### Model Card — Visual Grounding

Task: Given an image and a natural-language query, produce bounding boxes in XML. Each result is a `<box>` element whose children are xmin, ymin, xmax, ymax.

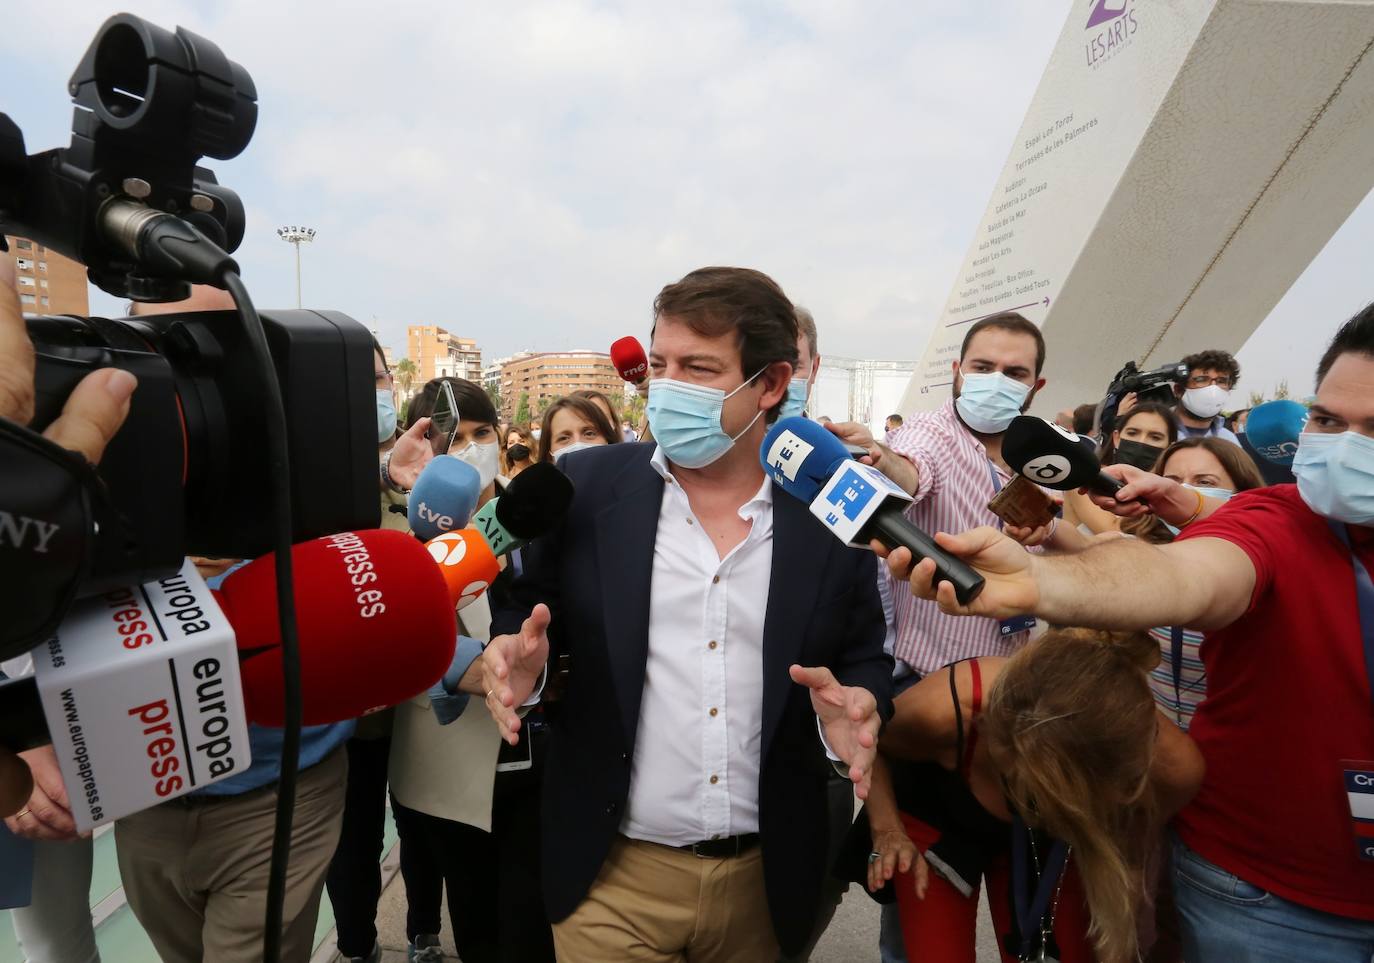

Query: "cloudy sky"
<box><xmin>5</xmin><ymin>1</ymin><xmax>1365</xmax><ymax>403</ymax></box>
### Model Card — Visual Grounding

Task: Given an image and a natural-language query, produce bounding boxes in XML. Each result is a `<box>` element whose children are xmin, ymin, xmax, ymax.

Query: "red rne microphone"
<box><xmin>217</xmin><ymin>529</ymin><xmax>458</xmax><ymax>726</ymax></box>
<box><xmin>611</xmin><ymin>336</ymin><xmax>649</xmax><ymax>386</ymax></box>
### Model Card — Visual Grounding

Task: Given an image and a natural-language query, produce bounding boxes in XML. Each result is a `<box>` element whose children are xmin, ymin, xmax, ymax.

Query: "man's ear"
<box><xmin>758</xmin><ymin>360</ymin><xmax>793</xmax><ymax>411</ymax></box>
<box><xmin>1022</xmin><ymin>377</ymin><xmax>1047</xmax><ymax>412</ymax></box>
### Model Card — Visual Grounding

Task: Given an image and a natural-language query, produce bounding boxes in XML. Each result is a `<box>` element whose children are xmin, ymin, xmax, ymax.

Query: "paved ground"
<box><xmin>333</xmin><ymin>841</ymin><xmax>1002</xmax><ymax>962</ymax></box>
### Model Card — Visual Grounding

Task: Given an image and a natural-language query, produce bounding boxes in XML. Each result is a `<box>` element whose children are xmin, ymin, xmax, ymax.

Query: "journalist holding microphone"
<box><xmin>480</xmin><ymin>266</ymin><xmax>893</xmax><ymax>961</ymax></box>
<box><xmin>884</xmin><ymin>305</ymin><xmax>1374</xmax><ymax>963</ymax></box>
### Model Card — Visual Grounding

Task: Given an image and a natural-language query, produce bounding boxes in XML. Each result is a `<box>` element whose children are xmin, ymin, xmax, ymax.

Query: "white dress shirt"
<box><xmin>621</xmin><ymin>447</ymin><xmax>774</xmax><ymax>847</ymax></box>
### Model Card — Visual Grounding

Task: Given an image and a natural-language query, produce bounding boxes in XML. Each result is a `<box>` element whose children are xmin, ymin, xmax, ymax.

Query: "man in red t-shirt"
<box><xmin>880</xmin><ymin>305</ymin><xmax>1374</xmax><ymax>962</ymax></box>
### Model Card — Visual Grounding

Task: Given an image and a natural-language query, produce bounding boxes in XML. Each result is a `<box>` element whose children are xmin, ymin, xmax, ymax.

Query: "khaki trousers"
<box><xmin>553</xmin><ymin>835</ymin><xmax>780</xmax><ymax>963</ymax></box>
<box><xmin>114</xmin><ymin>747</ymin><xmax>347</xmax><ymax>963</ymax></box>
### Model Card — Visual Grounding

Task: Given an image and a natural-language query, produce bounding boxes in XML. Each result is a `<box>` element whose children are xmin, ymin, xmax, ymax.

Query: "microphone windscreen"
<box><xmin>610</xmin><ymin>337</ymin><xmax>649</xmax><ymax>383</ymax></box>
<box><xmin>424</xmin><ymin>530</ymin><xmax>501</xmax><ymax>610</ymax></box>
<box><xmin>493</xmin><ymin>462</ymin><xmax>574</xmax><ymax>539</ymax></box>
<box><xmin>1245</xmin><ymin>400</ymin><xmax>1306</xmax><ymax>465</ymax></box>
<box><xmin>1002</xmin><ymin>416</ymin><xmax>1105</xmax><ymax>490</ymax></box>
<box><xmin>760</xmin><ymin>417</ymin><xmax>851</xmax><ymax>503</ymax></box>
<box><xmin>408</xmin><ymin>456</ymin><xmax>482</xmax><ymax>541</ymax></box>
<box><xmin>219</xmin><ymin>529</ymin><xmax>457</xmax><ymax>726</ymax></box>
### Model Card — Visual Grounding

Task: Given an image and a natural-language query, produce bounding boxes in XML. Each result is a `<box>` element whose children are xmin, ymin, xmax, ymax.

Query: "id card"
<box><xmin>999</xmin><ymin>615</ymin><xmax>1037</xmax><ymax>637</ymax></box>
<box><xmin>1341</xmin><ymin>760</ymin><xmax>1374</xmax><ymax>862</ymax></box>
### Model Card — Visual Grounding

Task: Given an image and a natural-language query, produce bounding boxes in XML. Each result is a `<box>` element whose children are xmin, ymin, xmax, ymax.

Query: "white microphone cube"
<box><xmin>808</xmin><ymin>461</ymin><xmax>914</xmax><ymax>547</ymax></box>
<box><xmin>32</xmin><ymin>560</ymin><xmax>251</xmax><ymax>831</ymax></box>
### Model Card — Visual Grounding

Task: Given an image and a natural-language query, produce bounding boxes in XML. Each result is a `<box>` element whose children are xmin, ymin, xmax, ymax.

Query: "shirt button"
<box><xmin>686</xmin><ymin>518</ymin><xmax>694</xmax><ymax>525</ymax></box>
<box><xmin>709</xmin><ymin>707</ymin><xmax>718</xmax><ymax>717</ymax></box>
<box><xmin>712</xmin><ymin>575</ymin><xmax>720</xmax><ymax>584</ymax></box>
<box><xmin>708</xmin><ymin>640</ymin><xmax>718</xmax><ymax>650</ymax></box>
<box><xmin>709</xmin><ymin>774</ymin><xmax>719</xmax><ymax>785</ymax></box>
<box><xmin>605</xmin><ymin>801</ymin><xmax>618</xmax><ymax>815</ymax></box>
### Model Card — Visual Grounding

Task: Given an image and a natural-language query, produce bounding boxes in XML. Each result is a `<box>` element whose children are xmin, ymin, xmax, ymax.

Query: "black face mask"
<box><xmin>1114</xmin><ymin>438</ymin><xmax>1165</xmax><ymax>472</ymax></box>
<box><xmin>507</xmin><ymin>443</ymin><xmax>531</xmax><ymax>463</ymax></box>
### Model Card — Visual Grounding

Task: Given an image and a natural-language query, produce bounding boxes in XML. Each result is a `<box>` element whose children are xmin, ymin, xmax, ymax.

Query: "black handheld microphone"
<box><xmin>1003</xmin><ymin>416</ymin><xmax>1124</xmax><ymax>496</ymax></box>
<box><xmin>760</xmin><ymin>418</ymin><xmax>985</xmax><ymax>605</ymax></box>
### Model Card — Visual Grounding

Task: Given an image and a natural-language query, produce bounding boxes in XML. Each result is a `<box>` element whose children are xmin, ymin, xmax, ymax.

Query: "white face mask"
<box><xmin>1182</xmin><ymin>384</ymin><xmax>1229</xmax><ymax>419</ymax></box>
<box><xmin>450</xmin><ymin>440</ymin><xmax>501</xmax><ymax>490</ymax></box>
<box><xmin>553</xmin><ymin>440</ymin><xmax>600</xmax><ymax>459</ymax></box>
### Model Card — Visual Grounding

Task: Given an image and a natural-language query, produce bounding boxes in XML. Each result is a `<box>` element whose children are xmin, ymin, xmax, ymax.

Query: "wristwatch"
<box><xmin>380</xmin><ymin>450</ymin><xmax>410</xmax><ymax>495</ymax></box>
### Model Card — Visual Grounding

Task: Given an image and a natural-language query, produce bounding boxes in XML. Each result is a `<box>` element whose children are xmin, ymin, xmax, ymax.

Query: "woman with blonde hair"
<box><xmin>849</xmin><ymin>627</ymin><xmax>1204</xmax><ymax>963</ymax></box>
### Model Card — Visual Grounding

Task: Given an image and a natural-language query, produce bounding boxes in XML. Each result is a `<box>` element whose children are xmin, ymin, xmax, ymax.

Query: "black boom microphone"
<box><xmin>1002</xmin><ymin>416</ymin><xmax>1124</xmax><ymax>496</ymax></box>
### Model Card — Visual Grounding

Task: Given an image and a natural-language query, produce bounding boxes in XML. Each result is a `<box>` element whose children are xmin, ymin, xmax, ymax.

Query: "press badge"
<box><xmin>1342</xmin><ymin>761</ymin><xmax>1374</xmax><ymax>862</ymax></box>
<box><xmin>999</xmin><ymin>615</ymin><xmax>1037</xmax><ymax>637</ymax></box>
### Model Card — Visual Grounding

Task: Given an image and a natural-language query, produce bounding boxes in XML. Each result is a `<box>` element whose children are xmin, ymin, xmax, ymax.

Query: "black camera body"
<box><xmin>1097</xmin><ymin>360</ymin><xmax>1188</xmax><ymax>440</ymax></box>
<box><xmin>0</xmin><ymin>15</ymin><xmax>380</xmax><ymax>658</ymax></box>
<box><xmin>28</xmin><ymin>309</ymin><xmax>381</xmax><ymax>595</ymax></box>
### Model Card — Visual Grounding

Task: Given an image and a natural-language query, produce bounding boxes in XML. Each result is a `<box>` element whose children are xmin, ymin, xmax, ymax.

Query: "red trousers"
<box><xmin>894</xmin><ymin>812</ymin><xmax>1096</xmax><ymax>963</ymax></box>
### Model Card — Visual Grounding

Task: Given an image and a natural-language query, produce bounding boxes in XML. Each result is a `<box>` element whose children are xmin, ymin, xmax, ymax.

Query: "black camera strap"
<box><xmin>0</xmin><ymin>417</ymin><xmax>107</xmax><ymax>660</ymax></box>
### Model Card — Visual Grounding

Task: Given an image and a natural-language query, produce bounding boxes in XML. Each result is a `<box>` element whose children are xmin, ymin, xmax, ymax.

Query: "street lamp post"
<box><xmin>276</xmin><ymin>226</ymin><xmax>317</xmax><ymax>308</ymax></box>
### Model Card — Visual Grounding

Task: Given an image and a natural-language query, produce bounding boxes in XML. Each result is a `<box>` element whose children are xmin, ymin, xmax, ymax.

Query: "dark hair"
<box><xmin>959</xmin><ymin>312</ymin><xmax>1046</xmax><ymax>375</ymax></box>
<box><xmin>1122</xmin><ymin>437</ymin><xmax>1265</xmax><ymax>543</ymax></box>
<box><xmin>1101</xmin><ymin>401</ymin><xmax>1179</xmax><ymax>465</ymax></box>
<box><xmin>406</xmin><ymin>377</ymin><xmax>497</xmax><ymax>431</ymax></box>
<box><xmin>795</xmin><ymin>306</ymin><xmax>819</xmax><ymax>361</ymax></box>
<box><xmin>371</xmin><ymin>336</ymin><xmax>390</xmax><ymax>375</ymax></box>
<box><xmin>1072</xmin><ymin>403</ymin><xmax>1097</xmax><ymax>436</ymax></box>
<box><xmin>887</xmin><ymin>413</ymin><xmax>904</xmax><ymax>426</ymax></box>
<box><xmin>537</xmin><ymin>395</ymin><xmax>620</xmax><ymax>462</ymax></box>
<box><xmin>1316</xmin><ymin>302</ymin><xmax>1374</xmax><ymax>387</ymax></box>
<box><xmin>1180</xmin><ymin>349</ymin><xmax>1240</xmax><ymax>388</ymax></box>
<box><xmin>651</xmin><ymin>267</ymin><xmax>799</xmax><ymax>400</ymax></box>
<box><xmin>570</xmin><ymin>389</ymin><xmax>619</xmax><ymax>424</ymax></box>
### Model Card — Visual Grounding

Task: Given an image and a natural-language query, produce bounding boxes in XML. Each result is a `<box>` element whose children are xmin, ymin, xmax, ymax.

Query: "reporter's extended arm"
<box><xmin>1033</xmin><ymin>535</ymin><xmax>1255</xmax><ymax>631</ymax></box>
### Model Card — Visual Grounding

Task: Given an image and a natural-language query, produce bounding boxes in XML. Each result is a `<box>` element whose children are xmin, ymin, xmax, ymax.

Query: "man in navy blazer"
<box><xmin>484</xmin><ymin>267</ymin><xmax>893</xmax><ymax>961</ymax></box>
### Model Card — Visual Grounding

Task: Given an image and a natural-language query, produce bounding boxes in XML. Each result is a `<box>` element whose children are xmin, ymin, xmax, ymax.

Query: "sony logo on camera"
<box><xmin>0</xmin><ymin>511</ymin><xmax>61</xmax><ymax>553</ymax></box>
<box><xmin>32</xmin><ymin>560</ymin><xmax>251</xmax><ymax>832</ymax></box>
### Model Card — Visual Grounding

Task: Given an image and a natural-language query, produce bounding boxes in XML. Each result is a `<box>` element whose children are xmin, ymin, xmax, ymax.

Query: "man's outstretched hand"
<box><xmin>481</xmin><ymin>604</ymin><xmax>551</xmax><ymax>745</ymax></box>
<box><xmin>791</xmin><ymin>665</ymin><xmax>882</xmax><ymax>799</ymax></box>
<box><xmin>387</xmin><ymin>416</ymin><xmax>434</xmax><ymax>491</ymax></box>
<box><xmin>874</xmin><ymin>526</ymin><xmax>1039</xmax><ymax>620</ymax></box>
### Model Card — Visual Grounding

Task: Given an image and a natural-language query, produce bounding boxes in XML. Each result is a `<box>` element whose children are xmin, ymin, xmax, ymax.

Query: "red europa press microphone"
<box><xmin>219</xmin><ymin>528</ymin><xmax>458</xmax><ymax>726</ymax></box>
<box><xmin>611</xmin><ymin>336</ymin><xmax>650</xmax><ymax>397</ymax></box>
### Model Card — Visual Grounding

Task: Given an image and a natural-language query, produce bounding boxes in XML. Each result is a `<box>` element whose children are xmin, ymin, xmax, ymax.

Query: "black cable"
<box><xmin>222</xmin><ymin>270</ymin><xmax>300</xmax><ymax>963</ymax></box>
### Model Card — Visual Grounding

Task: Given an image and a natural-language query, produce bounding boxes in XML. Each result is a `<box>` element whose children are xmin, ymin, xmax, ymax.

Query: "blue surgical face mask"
<box><xmin>1162</xmin><ymin>484</ymin><xmax>1234</xmax><ymax>535</ymax></box>
<box><xmin>376</xmin><ymin>388</ymin><xmax>397</xmax><ymax>443</ymax></box>
<box><xmin>778</xmin><ymin>376</ymin><xmax>812</xmax><ymax>421</ymax></box>
<box><xmin>1292</xmin><ymin>430</ymin><xmax>1374</xmax><ymax>525</ymax></box>
<box><xmin>954</xmin><ymin>371</ymin><xmax>1031</xmax><ymax>434</ymax></box>
<box><xmin>646</xmin><ymin>370</ymin><xmax>766</xmax><ymax>469</ymax></box>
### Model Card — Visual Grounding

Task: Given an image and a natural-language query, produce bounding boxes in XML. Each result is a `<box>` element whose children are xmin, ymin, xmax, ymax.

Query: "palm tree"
<box><xmin>394</xmin><ymin>357</ymin><xmax>417</xmax><ymax>402</ymax></box>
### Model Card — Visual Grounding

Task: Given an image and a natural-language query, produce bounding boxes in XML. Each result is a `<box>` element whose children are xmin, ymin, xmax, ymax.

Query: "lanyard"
<box><xmin>1170</xmin><ymin>625</ymin><xmax>1185</xmax><ymax>717</ymax></box>
<box><xmin>1010</xmin><ymin>813</ymin><xmax>1069</xmax><ymax>960</ymax></box>
<box><xmin>1328</xmin><ymin>521</ymin><xmax>1374</xmax><ymax>707</ymax></box>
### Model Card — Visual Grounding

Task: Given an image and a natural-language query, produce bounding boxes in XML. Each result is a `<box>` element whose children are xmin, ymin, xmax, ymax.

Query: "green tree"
<box><xmin>393</xmin><ymin>357</ymin><xmax>417</xmax><ymax>402</ymax></box>
<box><xmin>514</xmin><ymin>392</ymin><xmax>531</xmax><ymax>426</ymax></box>
<box><xmin>622</xmin><ymin>393</ymin><xmax>646</xmax><ymax>432</ymax></box>
<box><xmin>485</xmin><ymin>382</ymin><xmax>503</xmax><ymax>417</ymax></box>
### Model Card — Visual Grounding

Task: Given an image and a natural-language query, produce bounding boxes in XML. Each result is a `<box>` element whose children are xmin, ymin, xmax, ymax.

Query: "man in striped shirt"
<box><xmin>831</xmin><ymin>312</ymin><xmax>1085</xmax><ymax>675</ymax></box>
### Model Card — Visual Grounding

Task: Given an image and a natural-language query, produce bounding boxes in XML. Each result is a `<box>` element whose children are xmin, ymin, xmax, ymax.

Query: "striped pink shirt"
<box><xmin>885</xmin><ymin>398</ymin><xmax>1030</xmax><ymax>673</ymax></box>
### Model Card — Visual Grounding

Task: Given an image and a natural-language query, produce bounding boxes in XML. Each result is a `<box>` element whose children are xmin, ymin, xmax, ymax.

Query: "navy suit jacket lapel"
<box><xmin>595</xmin><ymin>450</ymin><xmax>664</xmax><ymax>749</ymax></box>
<box><xmin>761</xmin><ymin>486</ymin><xmax>827</xmax><ymax>758</ymax></box>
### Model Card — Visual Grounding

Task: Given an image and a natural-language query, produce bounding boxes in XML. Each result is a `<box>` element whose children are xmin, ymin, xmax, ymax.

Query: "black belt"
<box><xmin>678</xmin><ymin>833</ymin><xmax>760</xmax><ymax>859</ymax></box>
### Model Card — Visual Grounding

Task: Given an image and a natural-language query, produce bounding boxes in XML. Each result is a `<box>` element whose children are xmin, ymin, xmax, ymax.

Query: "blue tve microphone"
<box><xmin>1244</xmin><ymin>400</ymin><xmax>1306</xmax><ymax>465</ymax></box>
<box><xmin>408</xmin><ymin>456</ymin><xmax>482</xmax><ymax>541</ymax></box>
<box><xmin>760</xmin><ymin>417</ymin><xmax>984</xmax><ymax>605</ymax></box>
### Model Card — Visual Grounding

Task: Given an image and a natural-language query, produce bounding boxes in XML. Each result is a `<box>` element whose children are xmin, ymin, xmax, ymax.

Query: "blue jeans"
<box><xmin>1172</xmin><ymin>835</ymin><xmax>1374</xmax><ymax>963</ymax></box>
